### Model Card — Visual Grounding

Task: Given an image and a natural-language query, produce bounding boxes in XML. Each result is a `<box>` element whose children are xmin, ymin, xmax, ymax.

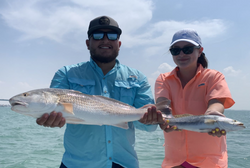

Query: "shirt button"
<box><xmin>104</xmin><ymin>90</ymin><xmax>107</xmax><ymax>93</ymax></box>
<box><xmin>108</xmin><ymin>140</ymin><xmax>111</xmax><ymax>143</ymax></box>
<box><xmin>109</xmin><ymin>157</ymin><xmax>112</xmax><ymax>160</ymax></box>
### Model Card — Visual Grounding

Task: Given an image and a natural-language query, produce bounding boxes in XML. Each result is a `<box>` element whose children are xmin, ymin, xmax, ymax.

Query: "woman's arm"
<box><xmin>205</xmin><ymin>99</ymin><xmax>226</xmax><ymax>137</ymax></box>
<box><xmin>205</xmin><ymin>99</ymin><xmax>225</xmax><ymax>116</ymax></box>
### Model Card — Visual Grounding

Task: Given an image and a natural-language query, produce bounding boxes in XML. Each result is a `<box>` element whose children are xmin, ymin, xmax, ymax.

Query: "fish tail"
<box><xmin>155</xmin><ymin>99</ymin><xmax>173</xmax><ymax>118</ymax></box>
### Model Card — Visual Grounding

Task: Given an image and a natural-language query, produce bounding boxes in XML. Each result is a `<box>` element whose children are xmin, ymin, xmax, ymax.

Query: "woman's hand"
<box><xmin>159</xmin><ymin>120</ymin><xmax>179</xmax><ymax>133</ymax></box>
<box><xmin>205</xmin><ymin>110</ymin><xmax>226</xmax><ymax>137</ymax></box>
<box><xmin>207</xmin><ymin>127</ymin><xmax>226</xmax><ymax>137</ymax></box>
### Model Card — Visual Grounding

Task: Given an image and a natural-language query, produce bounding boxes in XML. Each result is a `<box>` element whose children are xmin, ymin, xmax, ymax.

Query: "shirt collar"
<box><xmin>89</xmin><ymin>57</ymin><xmax>121</xmax><ymax>75</ymax></box>
<box><xmin>169</xmin><ymin>64</ymin><xmax>204</xmax><ymax>78</ymax></box>
<box><xmin>195</xmin><ymin>64</ymin><xmax>204</xmax><ymax>75</ymax></box>
<box><xmin>89</xmin><ymin>57</ymin><xmax>98</xmax><ymax>69</ymax></box>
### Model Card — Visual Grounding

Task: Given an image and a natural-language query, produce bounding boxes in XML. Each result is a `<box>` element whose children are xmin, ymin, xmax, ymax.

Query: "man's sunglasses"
<box><xmin>169</xmin><ymin>46</ymin><xmax>201</xmax><ymax>56</ymax></box>
<box><xmin>91</xmin><ymin>32</ymin><xmax>119</xmax><ymax>41</ymax></box>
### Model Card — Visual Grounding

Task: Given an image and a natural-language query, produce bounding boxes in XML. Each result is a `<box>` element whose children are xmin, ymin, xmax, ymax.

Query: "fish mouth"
<box><xmin>10</xmin><ymin>101</ymin><xmax>27</xmax><ymax>107</ymax></box>
<box><xmin>238</xmin><ymin>123</ymin><xmax>246</xmax><ymax>128</ymax></box>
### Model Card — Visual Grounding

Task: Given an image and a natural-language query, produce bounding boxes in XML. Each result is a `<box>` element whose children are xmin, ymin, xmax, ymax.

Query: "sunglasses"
<box><xmin>169</xmin><ymin>46</ymin><xmax>200</xmax><ymax>56</ymax></box>
<box><xmin>91</xmin><ymin>32</ymin><xmax>119</xmax><ymax>41</ymax></box>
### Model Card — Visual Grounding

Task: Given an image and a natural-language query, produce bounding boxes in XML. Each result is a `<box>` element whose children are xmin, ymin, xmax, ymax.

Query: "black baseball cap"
<box><xmin>87</xmin><ymin>16</ymin><xmax>122</xmax><ymax>37</ymax></box>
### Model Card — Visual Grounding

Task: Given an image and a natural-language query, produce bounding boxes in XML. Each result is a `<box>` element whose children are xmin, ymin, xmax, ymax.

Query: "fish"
<box><xmin>9</xmin><ymin>88</ymin><xmax>245</xmax><ymax>132</ymax></box>
<box><xmin>9</xmin><ymin>88</ymin><xmax>169</xmax><ymax>129</ymax></box>
<box><xmin>164</xmin><ymin>113</ymin><xmax>245</xmax><ymax>133</ymax></box>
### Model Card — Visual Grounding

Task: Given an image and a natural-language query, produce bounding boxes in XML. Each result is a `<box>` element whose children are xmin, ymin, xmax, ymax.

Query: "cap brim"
<box><xmin>170</xmin><ymin>39</ymin><xmax>199</xmax><ymax>48</ymax></box>
<box><xmin>88</xmin><ymin>26</ymin><xmax>122</xmax><ymax>37</ymax></box>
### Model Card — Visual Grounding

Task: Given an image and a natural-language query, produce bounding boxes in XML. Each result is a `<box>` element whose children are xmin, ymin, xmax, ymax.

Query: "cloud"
<box><xmin>123</xmin><ymin>19</ymin><xmax>227</xmax><ymax>47</ymax></box>
<box><xmin>0</xmin><ymin>0</ymin><xmax>228</xmax><ymax>59</ymax></box>
<box><xmin>0</xmin><ymin>0</ymin><xmax>90</xmax><ymax>42</ymax></box>
<box><xmin>0</xmin><ymin>1</ymin><xmax>226</xmax><ymax>46</ymax></box>
<box><xmin>0</xmin><ymin>0</ymin><xmax>153</xmax><ymax>42</ymax></box>
<box><xmin>121</xmin><ymin>19</ymin><xmax>227</xmax><ymax>59</ymax></box>
<box><xmin>223</xmin><ymin>66</ymin><xmax>241</xmax><ymax>77</ymax></box>
<box><xmin>148</xmin><ymin>62</ymin><xmax>175</xmax><ymax>95</ymax></box>
<box><xmin>152</xmin><ymin>63</ymin><xmax>174</xmax><ymax>77</ymax></box>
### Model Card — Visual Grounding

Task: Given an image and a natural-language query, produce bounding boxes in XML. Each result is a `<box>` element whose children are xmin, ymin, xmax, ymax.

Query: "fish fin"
<box><xmin>112</xmin><ymin>122</ymin><xmax>129</xmax><ymax>129</ymax></box>
<box><xmin>204</xmin><ymin>119</ymin><xmax>216</xmax><ymax>124</ymax></box>
<box><xmin>60</xmin><ymin>103</ymin><xmax>74</xmax><ymax>115</ymax></box>
<box><xmin>65</xmin><ymin>117</ymin><xmax>85</xmax><ymax>124</ymax></box>
<box><xmin>174</xmin><ymin>114</ymin><xmax>193</xmax><ymax>118</ymax></box>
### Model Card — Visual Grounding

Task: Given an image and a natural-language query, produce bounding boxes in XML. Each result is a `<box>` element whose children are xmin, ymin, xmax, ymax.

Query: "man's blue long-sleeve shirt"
<box><xmin>50</xmin><ymin>58</ymin><xmax>157</xmax><ymax>168</ymax></box>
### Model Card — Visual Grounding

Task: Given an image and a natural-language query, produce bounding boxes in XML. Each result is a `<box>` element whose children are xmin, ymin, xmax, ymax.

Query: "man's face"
<box><xmin>86</xmin><ymin>29</ymin><xmax>121</xmax><ymax>63</ymax></box>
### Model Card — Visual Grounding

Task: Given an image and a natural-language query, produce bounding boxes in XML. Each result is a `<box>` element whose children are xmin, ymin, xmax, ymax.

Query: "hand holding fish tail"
<box><xmin>36</xmin><ymin>112</ymin><xmax>66</xmax><ymax>128</ymax></box>
<box><xmin>139</xmin><ymin>106</ymin><xmax>164</xmax><ymax>125</ymax></box>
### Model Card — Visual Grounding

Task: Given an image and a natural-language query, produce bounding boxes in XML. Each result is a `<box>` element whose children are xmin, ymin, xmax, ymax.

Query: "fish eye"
<box><xmin>23</xmin><ymin>93</ymin><xmax>28</xmax><ymax>97</ymax></box>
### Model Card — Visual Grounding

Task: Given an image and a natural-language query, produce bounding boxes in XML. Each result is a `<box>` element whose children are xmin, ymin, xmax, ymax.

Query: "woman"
<box><xmin>155</xmin><ymin>29</ymin><xmax>235</xmax><ymax>168</ymax></box>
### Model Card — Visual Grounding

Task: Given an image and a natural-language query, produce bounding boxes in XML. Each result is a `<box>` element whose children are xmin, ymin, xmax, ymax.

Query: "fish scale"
<box><xmin>60</xmin><ymin>93</ymin><xmax>135</xmax><ymax>115</ymax></box>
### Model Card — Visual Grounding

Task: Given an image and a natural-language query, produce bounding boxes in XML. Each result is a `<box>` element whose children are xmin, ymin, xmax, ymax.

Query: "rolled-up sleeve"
<box><xmin>206</xmin><ymin>71</ymin><xmax>235</xmax><ymax>108</ymax></box>
<box><xmin>155</xmin><ymin>73</ymin><xmax>171</xmax><ymax>101</ymax></box>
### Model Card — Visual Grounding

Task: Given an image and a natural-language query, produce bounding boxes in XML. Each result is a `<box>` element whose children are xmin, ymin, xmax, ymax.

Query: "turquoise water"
<box><xmin>0</xmin><ymin>107</ymin><xmax>249</xmax><ymax>168</ymax></box>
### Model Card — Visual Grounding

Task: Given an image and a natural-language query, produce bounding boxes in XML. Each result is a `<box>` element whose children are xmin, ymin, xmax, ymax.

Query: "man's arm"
<box><xmin>132</xmin><ymin>75</ymin><xmax>159</xmax><ymax>132</ymax></box>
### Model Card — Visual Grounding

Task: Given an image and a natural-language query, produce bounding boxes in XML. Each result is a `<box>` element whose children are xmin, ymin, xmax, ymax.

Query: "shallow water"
<box><xmin>0</xmin><ymin>107</ymin><xmax>249</xmax><ymax>168</ymax></box>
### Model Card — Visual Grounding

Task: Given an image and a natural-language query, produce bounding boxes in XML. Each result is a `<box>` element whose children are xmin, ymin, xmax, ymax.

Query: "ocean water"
<box><xmin>0</xmin><ymin>107</ymin><xmax>249</xmax><ymax>168</ymax></box>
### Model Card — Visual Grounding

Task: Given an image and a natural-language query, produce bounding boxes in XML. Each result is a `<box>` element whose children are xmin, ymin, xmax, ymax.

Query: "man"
<box><xmin>37</xmin><ymin>16</ymin><xmax>163</xmax><ymax>168</ymax></box>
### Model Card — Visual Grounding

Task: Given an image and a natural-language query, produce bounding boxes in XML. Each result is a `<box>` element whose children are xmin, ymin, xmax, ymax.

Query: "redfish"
<box><xmin>9</xmin><ymin>88</ymin><xmax>168</xmax><ymax>129</ymax></box>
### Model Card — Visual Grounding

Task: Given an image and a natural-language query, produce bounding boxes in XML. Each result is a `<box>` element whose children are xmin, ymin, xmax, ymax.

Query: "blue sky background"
<box><xmin>0</xmin><ymin>0</ymin><xmax>249</xmax><ymax>110</ymax></box>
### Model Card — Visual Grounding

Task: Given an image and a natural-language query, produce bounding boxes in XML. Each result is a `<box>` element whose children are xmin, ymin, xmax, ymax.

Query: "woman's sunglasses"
<box><xmin>91</xmin><ymin>32</ymin><xmax>119</xmax><ymax>41</ymax></box>
<box><xmin>169</xmin><ymin>46</ymin><xmax>200</xmax><ymax>56</ymax></box>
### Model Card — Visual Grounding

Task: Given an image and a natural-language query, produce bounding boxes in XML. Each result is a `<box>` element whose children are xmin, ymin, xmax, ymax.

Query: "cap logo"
<box><xmin>182</xmin><ymin>33</ymin><xmax>188</xmax><ymax>38</ymax></box>
<box><xmin>99</xmin><ymin>17</ymin><xmax>110</xmax><ymax>25</ymax></box>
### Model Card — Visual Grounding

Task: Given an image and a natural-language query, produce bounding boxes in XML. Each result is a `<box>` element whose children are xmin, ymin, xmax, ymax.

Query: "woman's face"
<box><xmin>171</xmin><ymin>41</ymin><xmax>203</xmax><ymax>69</ymax></box>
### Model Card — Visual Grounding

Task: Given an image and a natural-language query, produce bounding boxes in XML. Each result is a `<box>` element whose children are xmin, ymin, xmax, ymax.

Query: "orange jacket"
<box><xmin>155</xmin><ymin>65</ymin><xmax>235</xmax><ymax>168</ymax></box>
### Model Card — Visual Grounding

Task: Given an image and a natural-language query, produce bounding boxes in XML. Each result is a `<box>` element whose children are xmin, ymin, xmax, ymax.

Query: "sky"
<box><xmin>0</xmin><ymin>0</ymin><xmax>249</xmax><ymax>110</ymax></box>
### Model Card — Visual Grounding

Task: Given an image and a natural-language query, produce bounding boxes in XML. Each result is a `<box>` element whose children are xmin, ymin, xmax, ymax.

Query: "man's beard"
<box><xmin>90</xmin><ymin>48</ymin><xmax>119</xmax><ymax>63</ymax></box>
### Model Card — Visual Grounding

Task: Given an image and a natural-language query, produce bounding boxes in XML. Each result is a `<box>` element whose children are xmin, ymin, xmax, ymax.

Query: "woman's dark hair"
<box><xmin>198</xmin><ymin>52</ymin><xmax>208</xmax><ymax>68</ymax></box>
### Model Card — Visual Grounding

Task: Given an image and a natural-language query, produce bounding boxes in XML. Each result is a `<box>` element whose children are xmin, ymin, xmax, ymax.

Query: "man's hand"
<box><xmin>36</xmin><ymin>112</ymin><xmax>66</xmax><ymax>128</ymax></box>
<box><xmin>139</xmin><ymin>106</ymin><xmax>164</xmax><ymax>125</ymax></box>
